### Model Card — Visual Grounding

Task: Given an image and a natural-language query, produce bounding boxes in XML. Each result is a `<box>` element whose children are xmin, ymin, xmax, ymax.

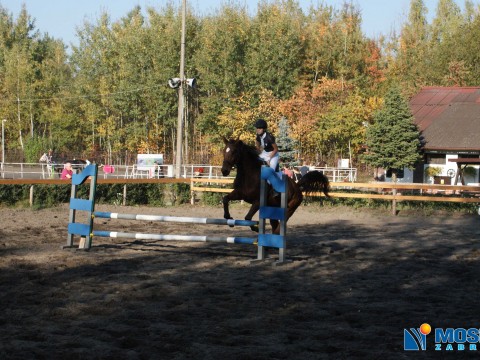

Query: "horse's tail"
<box><xmin>297</xmin><ymin>170</ymin><xmax>330</xmax><ymax>197</ymax></box>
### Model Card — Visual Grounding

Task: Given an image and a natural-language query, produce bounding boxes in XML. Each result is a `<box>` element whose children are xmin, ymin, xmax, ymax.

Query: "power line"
<box><xmin>0</xmin><ymin>83</ymin><xmax>164</xmax><ymax>104</ymax></box>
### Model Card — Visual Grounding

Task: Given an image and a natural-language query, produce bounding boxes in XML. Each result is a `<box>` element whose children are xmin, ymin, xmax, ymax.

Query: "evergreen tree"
<box><xmin>362</xmin><ymin>86</ymin><xmax>421</xmax><ymax>181</ymax></box>
<box><xmin>276</xmin><ymin>116</ymin><xmax>299</xmax><ymax>167</ymax></box>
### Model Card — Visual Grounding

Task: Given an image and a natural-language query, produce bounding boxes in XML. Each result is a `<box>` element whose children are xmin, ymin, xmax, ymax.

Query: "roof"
<box><xmin>409</xmin><ymin>87</ymin><xmax>480</xmax><ymax>152</ymax></box>
<box><xmin>448</xmin><ymin>158</ymin><xmax>480</xmax><ymax>164</ymax></box>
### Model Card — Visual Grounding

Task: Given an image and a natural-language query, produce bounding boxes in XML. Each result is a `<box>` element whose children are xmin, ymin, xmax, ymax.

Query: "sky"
<box><xmin>0</xmin><ymin>0</ymin><xmax>467</xmax><ymax>50</ymax></box>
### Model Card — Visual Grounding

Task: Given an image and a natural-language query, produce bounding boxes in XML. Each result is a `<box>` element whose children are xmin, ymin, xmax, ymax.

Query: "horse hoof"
<box><xmin>225</xmin><ymin>217</ymin><xmax>234</xmax><ymax>228</ymax></box>
<box><xmin>250</xmin><ymin>225</ymin><xmax>259</xmax><ymax>233</ymax></box>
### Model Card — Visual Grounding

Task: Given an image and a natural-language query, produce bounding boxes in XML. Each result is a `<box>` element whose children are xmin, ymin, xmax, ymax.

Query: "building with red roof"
<box><xmin>407</xmin><ymin>87</ymin><xmax>480</xmax><ymax>184</ymax></box>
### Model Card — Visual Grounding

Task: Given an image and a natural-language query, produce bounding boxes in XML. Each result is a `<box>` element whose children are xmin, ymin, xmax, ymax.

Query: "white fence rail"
<box><xmin>309</xmin><ymin>166</ymin><xmax>357</xmax><ymax>182</ymax></box>
<box><xmin>1</xmin><ymin>162</ymin><xmax>358</xmax><ymax>182</ymax></box>
<box><xmin>0</xmin><ymin>162</ymin><xmax>230</xmax><ymax>180</ymax></box>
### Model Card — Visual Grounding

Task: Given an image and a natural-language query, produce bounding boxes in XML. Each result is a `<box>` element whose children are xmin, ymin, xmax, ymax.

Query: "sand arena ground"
<box><xmin>1</xmin><ymin>203</ymin><xmax>479</xmax><ymax>359</ymax></box>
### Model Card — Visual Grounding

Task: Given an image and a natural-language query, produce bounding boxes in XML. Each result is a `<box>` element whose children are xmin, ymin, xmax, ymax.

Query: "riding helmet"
<box><xmin>254</xmin><ymin>119</ymin><xmax>267</xmax><ymax>129</ymax></box>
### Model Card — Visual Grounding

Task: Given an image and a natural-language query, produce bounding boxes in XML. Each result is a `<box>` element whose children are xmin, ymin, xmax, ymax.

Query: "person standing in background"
<box><xmin>61</xmin><ymin>162</ymin><xmax>73</xmax><ymax>180</ymax></box>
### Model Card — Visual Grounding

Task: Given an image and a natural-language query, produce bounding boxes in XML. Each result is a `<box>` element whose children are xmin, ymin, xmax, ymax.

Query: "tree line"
<box><xmin>0</xmin><ymin>0</ymin><xmax>478</xmax><ymax>166</ymax></box>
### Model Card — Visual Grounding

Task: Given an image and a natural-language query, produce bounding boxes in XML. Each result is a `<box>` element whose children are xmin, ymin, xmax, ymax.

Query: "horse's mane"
<box><xmin>227</xmin><ymin>139</ymin><xmax>262</xmax><ymax>189</ymax></box>
<box><xmin>238</xmin><ymin>140</ymin><xmax>262</xmax><ymax>166</ymax></box>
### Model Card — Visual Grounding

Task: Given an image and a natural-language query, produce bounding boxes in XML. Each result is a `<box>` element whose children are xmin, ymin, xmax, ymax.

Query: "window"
<box><xmin>386</xmin><ymin>168</ymin><xmax>404</xmax><ymax>178</ymax></box>
<box><xmin>426</xmin><ymin>154</ymin><xmax>446</xmax><ymax>165</ymax></box>
<box><xmin>458</xmin><ymin>154</ymin><xmax>480</xmax><ymax>159</ymax></box>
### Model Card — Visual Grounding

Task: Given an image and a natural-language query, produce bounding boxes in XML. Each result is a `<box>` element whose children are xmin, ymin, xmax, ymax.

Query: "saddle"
<box><xmin>259</xmin><ymin>159</ymin><xmax>280</xmax><ymax>172</ymax></box>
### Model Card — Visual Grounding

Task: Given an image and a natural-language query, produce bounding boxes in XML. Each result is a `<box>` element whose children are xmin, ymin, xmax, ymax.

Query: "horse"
<box><xmin>221</xmin><ymin>138</ymin><xmax>330</xmax><ymax>234</ymax></box>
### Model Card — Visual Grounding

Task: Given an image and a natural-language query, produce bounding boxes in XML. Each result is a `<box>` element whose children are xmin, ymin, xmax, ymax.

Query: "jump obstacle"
<box><xmin>65</xmin><ymin>164</ymin><xmax>289</xmax><ymax>264</ymax></box>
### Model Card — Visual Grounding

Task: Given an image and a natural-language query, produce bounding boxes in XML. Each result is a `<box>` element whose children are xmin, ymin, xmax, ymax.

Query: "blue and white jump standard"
<box><xmin>255</xmin><ymin>166</ymin><xmax>289</xmax><ymax>264</ymax></box>
<box><xmin>64</xmin><ymin>164</ymin><xmax>289</xmax><ymax>264</ymax></box>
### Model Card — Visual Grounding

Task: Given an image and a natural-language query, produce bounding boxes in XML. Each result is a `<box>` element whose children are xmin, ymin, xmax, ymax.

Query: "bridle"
<box><xmin>222</xmin><ymin>141</ymin><xmax>242</xmax><ymax>173</ymax></box>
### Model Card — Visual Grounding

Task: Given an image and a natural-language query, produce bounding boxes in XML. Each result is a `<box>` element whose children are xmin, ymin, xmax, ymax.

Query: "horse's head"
<box><xmin>221</xmin><ymin>138</ymin><xmax>243</xmax><ymax>176</ymax></box>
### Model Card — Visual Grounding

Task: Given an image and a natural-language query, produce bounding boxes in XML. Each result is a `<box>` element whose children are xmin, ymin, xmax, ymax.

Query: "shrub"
<box><xmin>202</xmin><ymin>191</ymin><xmax>223</xmax><ymax>206</ymax></box>
<box><xmin>424</xmin><ymin>166</ymin><xmax>442</xmax><ymax>177</ymax></box>
<box><xmin>463</xmin><ymin>166</ymin><xmax>477</xmax><ymax>177</ymax></box>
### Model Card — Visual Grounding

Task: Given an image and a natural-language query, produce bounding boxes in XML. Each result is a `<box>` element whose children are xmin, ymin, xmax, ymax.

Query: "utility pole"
<box><xmin>2</xmin><ymin>119</ymin><xmax>6</xmax><ymax>164</ymax></box>
<box><xmin>174</xmin><ymin>0</ymin><xmax>186</xmax><ymax>178</ymax></box>
<box><xmin>1</xmin><ymin>119</ymin><xmax>6</xmax><ymax>179</ymax></box>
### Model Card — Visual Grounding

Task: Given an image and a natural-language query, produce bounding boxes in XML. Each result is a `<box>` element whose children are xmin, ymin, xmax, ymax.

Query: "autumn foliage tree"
<box><xmin>1</xmin><ymin>0</ymin><xmax>480</xmax><ymax>166</ymax></box>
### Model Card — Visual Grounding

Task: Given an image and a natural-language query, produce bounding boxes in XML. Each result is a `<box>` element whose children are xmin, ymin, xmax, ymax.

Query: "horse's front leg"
<box><xmin>245</xmin><ymin>201</ymin><xmax>260</xmax><ymax>232</ymax></box>
<box><xmin>223</xmin><ymin>190</ymin><xmax>243</xmax><ymax>223</ymax></box>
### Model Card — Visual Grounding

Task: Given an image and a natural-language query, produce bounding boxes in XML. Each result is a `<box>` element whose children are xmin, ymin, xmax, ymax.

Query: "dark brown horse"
<box><xmin>221</xmin><ymin>138</ymin><xmax>330</xmax><ymax>234</ymax></box>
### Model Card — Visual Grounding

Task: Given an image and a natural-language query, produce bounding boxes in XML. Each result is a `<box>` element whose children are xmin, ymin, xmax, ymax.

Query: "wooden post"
<box><xmin>392</xmin><ymin>188</ymin><xmax>397</xmax><ymax>215</ymax></box>
<box><xmin>392</xmin><ymin>173</ymin><xmax>397</xmax><ymax>216</ymax></box>
<box><xmin>190</xmin><ymin>178</ymin><xmax>195</xmax><ymax>205</ymax></box>
<box><xmin>29</xmin><ymin>185</ymin><xmax>34</xmax><ymax>207</ymax></box>
<box><xmin>123</xmin><ymin>184</ymin><xmax>127</xmax><ymax>206</ymax></box>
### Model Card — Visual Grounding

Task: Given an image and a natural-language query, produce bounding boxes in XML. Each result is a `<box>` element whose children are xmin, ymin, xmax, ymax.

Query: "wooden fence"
<box><xmin>1</xmin><ymin>177</ymin><xmax>479</xmax><ymax>214</ymax></box>
<box><xmin>190</xmin><ymin>178</ymin><xmax>480</xmax><ymax>215</ymax></box>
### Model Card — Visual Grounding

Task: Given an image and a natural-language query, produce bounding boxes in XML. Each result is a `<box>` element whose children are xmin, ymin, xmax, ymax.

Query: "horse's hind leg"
<box><xmin>270</xmin><ymin>195</ymin><xmax>302</xmax><ymax>234</ymax></box>
<box><xmin>270</xmin><ymin>219</ymin><xmax>280</xmax><ymax>234</ymax></box>
<box><xmin>286</xmin><ymin>197</ymin><xmax>302</xmax><ymax>222</ymax></box>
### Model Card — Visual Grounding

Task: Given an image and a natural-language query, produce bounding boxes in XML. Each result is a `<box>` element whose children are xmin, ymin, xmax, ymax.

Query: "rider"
<box><xmin>255</xmin><ymin>118</ymin><xmax>280</xmax><ymax>174</ymax></box>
